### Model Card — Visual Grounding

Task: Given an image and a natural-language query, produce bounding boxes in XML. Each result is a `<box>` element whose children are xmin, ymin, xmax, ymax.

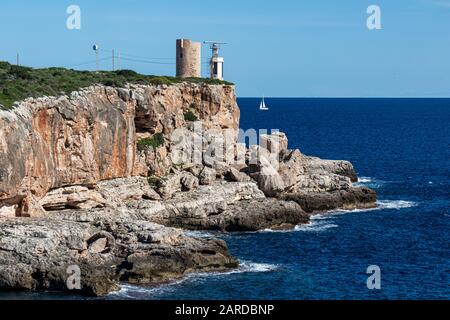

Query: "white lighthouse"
<box><xmin>204</xmin><ymin>41</ymin><xmax>226</xmax><ymax>80</ymax></box>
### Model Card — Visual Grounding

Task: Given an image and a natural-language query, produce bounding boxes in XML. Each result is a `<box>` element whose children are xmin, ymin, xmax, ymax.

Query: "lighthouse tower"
<box><xmin>204</xmin><ymin>42</ymin><xmax>226</xmax><ymax>81</ymax></box>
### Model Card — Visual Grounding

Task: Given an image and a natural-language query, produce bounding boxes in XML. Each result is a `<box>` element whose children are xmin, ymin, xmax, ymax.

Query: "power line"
<box><xmin>65</xmin><ymin>57</ymin><xmax>110</xmax><ymax>68</ymax></box>
<box><xmin>98</xmin><ymin>48</ymin><xmax>174</xmax><ymax>62</ymax></box>
<box><xmin>63</xmin><ymin>55</ymin><xmax>175</xmax><ymax>70</ymax></box>
<box><xmin>65</xmin><ymin>46</ymin><xmax>207</xmax><ymax>70</ymax></box>
<box><xmin>120</xmin><ymin>52</ymin><xmax>174</xmax><ymax>61</ymax></box>
<box><xmin>121</xmin><ymin>57</ymin><xmax>175</xmax><ymax>65</ymax></box>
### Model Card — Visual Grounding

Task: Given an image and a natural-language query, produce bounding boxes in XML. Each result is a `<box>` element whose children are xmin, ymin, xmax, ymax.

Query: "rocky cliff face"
<box><xmin>0</xmin><ymin>81</ymin><xmax>376</xmax><ymax>296</ymax></box>
<box><xmin>0</xmin><ymin>83</ymin><xmax>239</xmax><ymax>217</ymax></box>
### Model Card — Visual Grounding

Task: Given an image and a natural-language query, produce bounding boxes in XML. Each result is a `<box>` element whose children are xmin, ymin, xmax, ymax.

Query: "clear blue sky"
<box><xmin>1</xmin><ymin>0</ymin><xmax>450</xmax><ymax>97</ymax></box>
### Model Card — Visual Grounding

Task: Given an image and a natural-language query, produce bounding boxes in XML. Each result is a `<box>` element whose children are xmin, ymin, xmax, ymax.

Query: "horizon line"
<box><xmin>237</xmin><ymin>96</ymin><xmax>450</xmax><ymax>99</ymax></box>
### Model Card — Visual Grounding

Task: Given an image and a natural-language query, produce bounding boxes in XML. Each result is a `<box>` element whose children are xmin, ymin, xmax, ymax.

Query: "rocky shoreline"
<box><xmin>0</xmin><ymin>83</ymin><xmax>376</xmax><ymax>296</ymax></box>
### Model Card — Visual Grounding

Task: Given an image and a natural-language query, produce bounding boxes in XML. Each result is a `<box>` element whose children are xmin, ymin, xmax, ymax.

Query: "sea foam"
<box><xmin>354</xmin><ymin>176</ymin><xmax>387</xmax><ymax>188</ymax></box>
<box><xmin>183</xmin><ymin>230</ymin><xmax>217</xmax><ymax>238</ymax></box>
<box><xmin>109</xmin><ymin>260</ymin><xmax>279</xmax><ymax>299</ymax></box>
<box><xmin>294</xmin><ymin>220</ymin><xmax>338</xmax><ymax>232</ymax></box>
<box><xmin>357</xmin><ymin>177</ymin><xmax>373</xmax><ymax>183</ymax></box>
<box><xmin>261</xmin><ymin>199</ymin><xmax>418</xmax><ymax>234</ymax></box>
<box><xmin>376</xmin><ymin>200</ymin><xmax>418</xmax><ymax>209</ymax></box>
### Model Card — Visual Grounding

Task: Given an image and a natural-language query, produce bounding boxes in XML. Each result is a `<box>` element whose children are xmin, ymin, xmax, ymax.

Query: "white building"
<box><xmin>204</xmin><ymin>42</ymin><xmax>226</xmax><ymax>81</ymax></box>
<box><xmin>210</xmin><ymin>55</ymin><xmax>224</xmax><ymax>81</ymax></box>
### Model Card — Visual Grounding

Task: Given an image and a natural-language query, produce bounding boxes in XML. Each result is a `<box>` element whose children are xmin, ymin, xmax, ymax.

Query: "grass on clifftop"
<box><xmin>0</xmin><ymin>61</ymin><xmax>233</xmax><ymax>109</ymax></box>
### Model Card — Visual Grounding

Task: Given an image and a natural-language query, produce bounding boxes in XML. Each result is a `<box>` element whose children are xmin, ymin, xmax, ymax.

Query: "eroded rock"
<box><xmin>255</xmin><ymin>156</ymin><xmax>285</xmax><ymax>197</ymax></box>
<box><xmin>97</xmin><ymin>177</ymin><xmax>161</xmax><ymax>203</ymax></box>
<box><xmin>40</xmin><ymin>186</ymin><xmax>106</xmax><ymax>211</ymax></box>
<box><xmin>281</xmin><ymin>187</ymin><xmax>377</xmax><ymax>213</ymax></box>
<box><xmin>181</xmin><ymin>173</ymin><xmax>199</xmax><ymax>191</ymax></box>
<box><xmin>226</xmin><ymin>167</ymin><xmax>251</xmax><ymax>183</ymax></box>
<box><xmin>0</xmin><ymin>210</ymin><xmax>238</xmax><ymax>296</ymax></box>
<box><xmin>199</xmin><ymin>167</ymin><xmax>216</xmax><ymax>185</ymax></box>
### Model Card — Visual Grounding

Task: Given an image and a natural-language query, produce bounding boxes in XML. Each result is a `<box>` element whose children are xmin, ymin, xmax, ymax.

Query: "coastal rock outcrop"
<box><xmin>201</xmin><ymin>199</ymin><xmax>308</xmax><ymax>231</ymax></box>
<box><xmin>126</xmin><ymin>181</ymin><xmax>308</xmax><ymax>231</ymax></box>
<box><xmin>0</xmin><ymin>81</ymin><xmax>377</xmax><ymax>297</ymax></box>
<box><xmin>0</xmin><ymin>211</ymin><xmax>238</xmax><ymax>296</ymax></box>
<box><xmin>281</xmin><ymin>187</ymin><xmax>377</xmax><ymax>213</ymax></box>
<box><xmin>39</xmin><ymin>185</ymin><xmax>106</xmax><ymax>211</ymax></box>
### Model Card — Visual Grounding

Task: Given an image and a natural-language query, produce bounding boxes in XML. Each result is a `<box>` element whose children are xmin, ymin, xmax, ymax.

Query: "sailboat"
<box><xmin>259</xmin><ymin>97</ymin><xmax>269</xmax><ymax>111</ymax></box>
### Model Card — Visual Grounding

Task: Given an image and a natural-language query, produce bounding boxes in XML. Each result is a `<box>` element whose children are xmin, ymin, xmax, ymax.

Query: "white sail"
<box><xmin>260</xmin><ymin>97</ymin><xmax>268</xmax><ymax>110</ymax></box>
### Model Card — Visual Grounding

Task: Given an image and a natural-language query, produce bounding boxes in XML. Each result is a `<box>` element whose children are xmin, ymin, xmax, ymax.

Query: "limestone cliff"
<box><xmin>0</xmin><ymin>81</ymin><xmax>377</xmax><ymax>296</ymax></box>
<box><xmin>0</xmin><ymin>83</ymin><xmax>239</xmax><ymax>216</ymax></box>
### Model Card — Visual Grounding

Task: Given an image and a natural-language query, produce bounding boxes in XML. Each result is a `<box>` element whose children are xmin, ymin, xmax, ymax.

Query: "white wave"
<box><xmin>260</xmin><ymin>215</ymin><xmax>340</xmax><ymax>233</ymax></box>
<box><xmin>238</xmin><ymin>261</ymin><xmax>279</xmax><ymax>273</ymax></box>
<box><xmin>294</xmin><ymin>220</ymin><xmax>338</xmax><ymax>232</ymax></box>
<box><xmin>316</xmin><ymin>200</ymin><xmax>417</xmax><ymax>215</ymax></box>
<box><xmin>376</xmin><ymin>200</ymin><xmax>417</xmax><ymax>209</ymax></box>
<box><xmin>190</xmin><ymin>261</ymin><xmax>279</xmax><ymax>276</ymax></box>
<box><xmin>354</xmin><ymin>176</ymin><xmax>387</xmax><ymax>188</ymax></box>
<box><xmin>261</xmin><ymin>199</ymin><xmax>417</xmax><ymax>234</ymax></box>
<box><xmin>109</xmin><ymin>260</ymin><xmax>278</xmax><ymax>299</ymax></box>
<box><xmin>260</xmin><ymin>222</ymin><xmax>337</xmax><ymax>233</ymax></box>
<box><xmin>183</xmin><ymin>230</ymin><xmax>216</xmax><ymax>238</ymax></box>
<box><xmin>108</xmin><ymin>283</ymin><xmax>169</xmax><ymax>299</ymax></box>
<box><xmin>260</xmin><ymin>228</ymin><xmax>295</xmax><ymax>233</ymax></box>
<box><xmin>309</xmin><ymin>207</ymin><xmax>378</xmax><ymax>220</ymax></box>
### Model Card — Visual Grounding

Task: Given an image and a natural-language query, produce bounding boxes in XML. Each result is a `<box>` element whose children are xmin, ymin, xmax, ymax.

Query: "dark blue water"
<box><xmin>3</xmin><ymin>98</ymin><xmax>449</xmax><ymax>300</ymax></box>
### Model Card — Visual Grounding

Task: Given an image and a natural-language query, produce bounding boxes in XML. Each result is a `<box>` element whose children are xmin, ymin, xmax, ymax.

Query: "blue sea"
<box><xmin>3</xmin><ymin>98</ymin><xmax>449</xmax><ymax>300</ymax></box>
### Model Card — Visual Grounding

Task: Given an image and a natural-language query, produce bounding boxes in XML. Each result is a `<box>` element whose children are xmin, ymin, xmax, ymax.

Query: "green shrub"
<box><xmin>0</xmin><ymin>92</ymin><xmax>15</xmax><ymax>109</ymax></box>
<box><xmin>182</xmin><ymin>77</ymin><xmax>234</xmax><ymax>86</ymax></box>
<box><xmin>184</xmin><ymin>110</ymin><xmax>198</xmax><ymax>122</ymax></box>
<box><xmin>0</xmin><ymin>60</ymin><xmax>233</xmax><ymax>109</ymax></box>
<box><xmin>149</xmin><ymin>76</ymin><xmax>174</xmax><ymax>86</ymax></box>
<box><xmin>137</xmin><ymin>133</ymin><xmax>165</xmax><ymax>151</ymax></box>
<box><xmin>114</xmin><ymin>69</ymin><xmax>138</xmax><ymax>77</ymax></box>
<box><xmin>0</xmin><ymin>61</ymin><xmax>10</xmax><ymax>69</ymax></box>
<box><xmin>8</xmin><ymin>65</ymin><xmax>33</xmax><ymax>80</ymax></box>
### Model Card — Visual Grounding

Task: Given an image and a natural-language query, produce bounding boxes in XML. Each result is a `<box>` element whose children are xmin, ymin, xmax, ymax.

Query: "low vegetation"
<box><xmin>137</xmin><ymin>133</ymin><xmax>165</xmax><ymax>151</ymax></box>
<box><xmin>184</xmin><ymin>110</ymin><xmax>198</xmax><ymax>122</ymax></box>
<box><xmin>0</xmin><ymin>61</ymin><xmax>234</xmax><ymax>109</ymax></box>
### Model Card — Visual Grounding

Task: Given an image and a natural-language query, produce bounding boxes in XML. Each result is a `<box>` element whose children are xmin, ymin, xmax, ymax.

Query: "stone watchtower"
<box><xmin>176</xmin><ymin>39</ymin><xmax>201</xmax><ymax>78</ymax></box>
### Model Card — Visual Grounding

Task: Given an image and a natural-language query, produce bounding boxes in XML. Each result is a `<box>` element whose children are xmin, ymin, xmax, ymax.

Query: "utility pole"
<box><xmin>93</xmin><ymin>44</ymin><xmax>99</xmax><ymax>71</ymax></box>
<box><xmin>112</xmin><ymin>49</ymin><xmax>115</xmax><ymax>71</ymax></box>
<box><xmin>117</xmin><ymin>50</ymin><xmax>120</xmax><ymax>70</ymax></box>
